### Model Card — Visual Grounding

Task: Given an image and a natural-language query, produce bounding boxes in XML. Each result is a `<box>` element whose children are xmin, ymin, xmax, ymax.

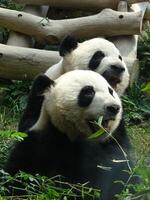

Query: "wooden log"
<box><xmin>7</xmin><ymin>32</ymin><xmax>33</xmax><ymax>47</ymax></box>
<box><xmin>0</xmin><ymin>43</ymin><xmax>139</xmax><ymax>81</ymax></box>
<box><xmin>124</xmin><ymin>58</ymin><xmax>139</xmax><ymax>86</ymax></box>
<box><xmin>13</xmin><ymin>0</ymin><xmax>148</xmax><ymax>10</ymax></box>
<box><xmin>7</xmin><ymin>5</ymin><xmax>49</xmax><ymax>47</ymax></box>
<box><xmin>0</xmin><ymin>7</ymin><xmax>143</xmax><ymax>43</ymax></box>
<box><xmin>111</xmin><ymin>1</ymin><xmax>138</xmax><ymax>58</ymax></box>
<box><xmin>144</xmin><ymin>3</ymin><xmax>150</xmax><ymax>20</ymax></box>
<box><xmin>110</xmin><ymin>1</ymin><xmax>140</xmax><ymax>85</ymax></box>
<box><xmin>131</xmin><ymin>2</ymin><xmax>149</xmax><ymax>20</ymax></box>
<box><xmin>0</xmin><ymin>44</ymin><xmax>61</xmax><ymax>80</ymax></box>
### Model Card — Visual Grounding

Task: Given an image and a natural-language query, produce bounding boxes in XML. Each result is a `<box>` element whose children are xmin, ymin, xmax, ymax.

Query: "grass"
<box><xmin>0</xmin><ymin>107</ymin><xmax>17</xmax><ymax>168</ymax></box>
<box><xmin>128</xmin><ymin>124</ymin><xmax>150</xmax><ymax>165</ymax></box>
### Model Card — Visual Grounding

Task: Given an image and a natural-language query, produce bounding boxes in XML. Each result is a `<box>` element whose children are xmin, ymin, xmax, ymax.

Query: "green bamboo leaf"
<box><xmin>88</xmin><ymin>129</ymin><xmax>105</xmax><ymax>140</ymax></box>
<box><xmin>88</xmin><ymin>116</ymin><xmax>105</xmax><ymax>140</ymax></box>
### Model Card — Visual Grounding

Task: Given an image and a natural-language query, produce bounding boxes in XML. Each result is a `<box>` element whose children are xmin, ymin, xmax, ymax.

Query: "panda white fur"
<box><xmin>5</xmin><ymin>70</ymin><xmax>137</xmax><ymax>200</ymax></box>
<box><xmin>45</xmin><ymin>36</ymin><xmax>129</xmax><ymax>96</ymax></box>
<box><xmin>31</xmin><ymin>70</ymin><xmax>122</xmax><ymax>141</ymax></box>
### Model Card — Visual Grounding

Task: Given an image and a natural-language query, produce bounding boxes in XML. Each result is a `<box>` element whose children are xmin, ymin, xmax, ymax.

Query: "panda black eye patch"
<box><xmin>78</xmin><ymin>86</ymin><xmax>95</xmax><ymax>107</ymax></box>
<box><xmin>88</xmin><ymin>51</ymin><xmax>105</xmax><ymax>71</ymax></box>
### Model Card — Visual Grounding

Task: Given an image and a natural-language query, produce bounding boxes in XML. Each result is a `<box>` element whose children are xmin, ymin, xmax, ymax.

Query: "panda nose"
<box><xmin>106</xmin><ymin>104</ymin><xmax>120</xmax><ymax>116</ymax></box>
<box><xmin>110</xmin><ymin>65</ymin><xmax>125</xmax><ymax>73</ymax></box>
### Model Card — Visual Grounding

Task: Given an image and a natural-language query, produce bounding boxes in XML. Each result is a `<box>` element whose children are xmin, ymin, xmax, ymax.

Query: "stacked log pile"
<box><xmin>0</xmin><ymin>0</ymin><xmax>149</xmax><ymax>80</ymax></box>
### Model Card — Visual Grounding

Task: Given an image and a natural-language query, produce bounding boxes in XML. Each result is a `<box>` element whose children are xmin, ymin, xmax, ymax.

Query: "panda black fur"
<box><xmin>5</xmin><ymin>71</ymin><xmax>136</xmax><ymax>200</ymax></box>
<box><xmin>46</xmin><ymin>36</ymin><xmax>129</xmax><ymax>97</ymax></box>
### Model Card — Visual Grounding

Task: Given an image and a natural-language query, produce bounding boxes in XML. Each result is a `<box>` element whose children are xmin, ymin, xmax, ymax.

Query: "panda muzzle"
<box><xmin>87</xmin><ymin>116</ymin><xmax>114</xmax><ymax>133</ymax></box>
<box><xmin>102</xmin><ymin>71</ymin><xmax>121</xmax><ymax>89</ymax></box>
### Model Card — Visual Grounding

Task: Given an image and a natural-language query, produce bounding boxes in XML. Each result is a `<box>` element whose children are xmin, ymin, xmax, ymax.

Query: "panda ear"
<box><xmin>31</xmin><ymin>74</ymin><xmax>55</xmax><ymax>96</ymax></box>
<box><xmin>59</xmin><ymin>35</ymin><xmax>78</xmax><ymax>56</ymax></box>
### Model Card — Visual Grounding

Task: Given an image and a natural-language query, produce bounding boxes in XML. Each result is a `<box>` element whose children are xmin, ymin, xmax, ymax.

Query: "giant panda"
<box><xmin>18</xmin><ymin>36</ymin><xmax>129</xmax><ymax>142</ymax></box>
<box><xmin>5</xmin><ymin>70</ymin><xmax>136</xmax><ymax>200</ymax></box>
<box><xmin>45</xmin><ymin>36</ymin><xmax>129</xmax><ymax>96</ymax></box>
<box><xmin>45</xmin><ymin>36</ymin><xmax>130</xmax><ymax>145</ymax></box>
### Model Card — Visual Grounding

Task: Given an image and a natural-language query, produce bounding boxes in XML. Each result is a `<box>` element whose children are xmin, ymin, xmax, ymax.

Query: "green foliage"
<box><xmin>0</xmin><ymin>131</ymin><xmax>27</xmax><ymax>168</ymax></box>
<box><xmin>0</xmin><ymin>27</ymin><xmax>9</xmax><ymax>44</ymax></box>
<box><xmin>0</xmin><ymin>107</ymin><xmax>18</xmax><ymax>131</ymax></box>
<box><xmin>0</xmin><ymin>171</ymin><xmax>101</xmax><ymax>199</ymax></box>
<box><xmin>116</xmin><ymin>161</ymin><xmax>150</xmax><ymax>200</ymax></box>
<box><xmin>0</xmin><ymin>80</ymin><xmax>31</xmax><ymax>115</ymax></box>
<box><xmin>0</xmin><ymin>131</ymin><xmax>27</xmax><ymax>141</ymax></box>
<box><xmin>142</xmin><ymin>82</ymin><xmax>150</xmax><ymax>92</ymax></box>
<box><xmin>128</xmin><ymin>125</ymin><xmax>150</xmax><ymax>165</ymax></box>
<box><xmin>122</xmin><ymin>83</ymin><xmax>150</xmax><ymax>125</ymax></box>
<box><xmin>0</xmin><ymin>137</ymin><xmax>12</xmax><ymax>169</ymax></box>
<box><xmin>0</xmin><ymin>158</ymin><xmax>149</xmax><ymax>200</ymax></box>
<box><xmin>138</xmin><ymin>29</ymin><xmax>150</xmax><ymax>84</ymax></box>
<box><xmin>0</xmin><ymin>0</ymin><xmax>23</xmax><ymax>10</ymax></box>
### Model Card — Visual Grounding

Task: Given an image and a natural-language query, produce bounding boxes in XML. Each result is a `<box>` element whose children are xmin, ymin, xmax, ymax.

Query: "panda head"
<box><xmin>59</xmin><ymin>36</ymin><xmax>129</xmax><ymax>96</ymax></box>
<box><xmin>32</xmin><ymin>70</ymin><xmax>122</xmax><ymax>141</ymax></box>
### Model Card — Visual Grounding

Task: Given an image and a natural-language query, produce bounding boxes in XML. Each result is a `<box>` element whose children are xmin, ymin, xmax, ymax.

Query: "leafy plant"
<box><xmin>0</xmin><ymin>131</ymin><xmax>27</xmax><ymax>141</ymax></box>
<box><xmin>0</xmin><ymin>171</ymin><xmax>101</xmax><ymax>200</ymax></box>
<box><xmin>0</xmin><ymin>80</ymin><xmax>31</xmax><ymax>115</ymax></box>
<box><xmin>122</xmin><ymin>83</ymin><xmax>150</xmax><ymax>125</ymax></box>
<box><xmin>0</xmin><ymin>28</ymin><xmax>9</xmax><ymax>44</ymax></box>
<box><xmin>116</xmin><ymin>160</ymin><xmax>150</xmax><ymax>200</ymax></box>
<box><xmin>142</xmin><ymin>82</ymin><xmax>150</xmax><ymax>92</ymax></box>
<box><xmin>138</xmin><ymin>28</ymin><xmax>150</xmax><ymax>84</ymax></box>
<box><xmin>0</xmin><ymin>131</ymin><xmax>27</xmax><ymax>169</ymax></box>
<box><xmin>0</xmin><ymin>0</ymin><xmax>23</xmax><ymax>10</ymax></box>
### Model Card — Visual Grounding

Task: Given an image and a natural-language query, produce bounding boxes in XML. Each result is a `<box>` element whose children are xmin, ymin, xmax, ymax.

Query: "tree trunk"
<box><xmin>0</xmin><ymin>44</ymin><xmax>61</xmax><ymax>80</ymax></box>
<box><xmin>0</xmin><ymin>7</ymin><xmax>143</xmax><ymax>43</ymax></box>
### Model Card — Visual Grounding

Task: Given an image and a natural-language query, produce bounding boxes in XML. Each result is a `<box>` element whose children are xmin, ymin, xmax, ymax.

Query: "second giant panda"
<box><xmin>46</xmin><ymin>36</ymin><xmax>129</xmax><ymax>96</ymax></box>
<box><xmin>5</xmin><ymin>70</ymin><xmax>136</xmax><ymax>200</ymax></box>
